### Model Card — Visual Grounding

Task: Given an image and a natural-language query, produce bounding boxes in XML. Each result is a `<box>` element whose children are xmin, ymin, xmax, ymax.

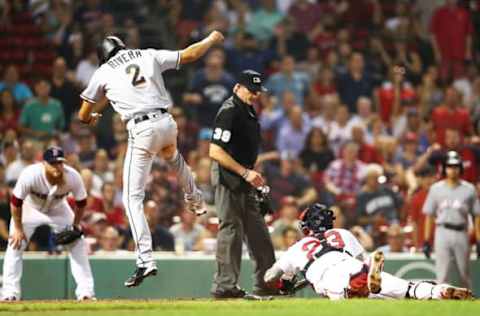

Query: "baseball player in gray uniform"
<box><xmin>78</xmin><ymin>31</ymin><xmax>224</xmax><ymax>287</ymax></box>
<box><xmin>422</xmin><ymin>151</ymin><xmax>480</xmax><ymax>289</ymax></box>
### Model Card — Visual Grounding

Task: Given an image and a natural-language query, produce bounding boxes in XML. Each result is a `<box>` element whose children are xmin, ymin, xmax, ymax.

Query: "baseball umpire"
<box><xmin>78</xmin><ymin>31</ymin><xmax>224</xmax><ymax>287</ymax></box>
<box><xmin>209</xmin><ymin>70</ymin><xmax>276</xmax><ymax>298</ymax></box>
<box><xmin>2</xmin><ymin>146</ymin><xmax>95</xmax><ymax>301</ymax></box>
<box><xmin>422</xmin><ymin>151</ymin><xmax>480</xmax><ymax>289</ymax></box>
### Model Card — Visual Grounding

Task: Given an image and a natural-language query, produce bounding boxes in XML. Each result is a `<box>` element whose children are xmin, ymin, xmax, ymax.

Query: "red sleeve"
<box><xmin>10</xmin><ymin>194</ymin><xmax>23</xmax><ymax>207</ymax></box>
<box><xmin>75</xmin><ymin>199</ymin><xmax>87</xmax><ymax>208</ymax></box>
<box><xmin>464</xmin><ymin>112</ymin><xmax>473</xmax><ymax>135</ymax></box>
<box><xmin>429</xmin><ymin>9</ymin><xmax>438</xmax><ymax>34</ymax></box>
<box><xmin>466</xmin><ymin>11</ymin><xmax>473</xmax><ymax>35</ymax></box>
<box><xmin>431</xmin><ymin>107</ymin><xmax>441</xmax><ymax>127</ymax></box>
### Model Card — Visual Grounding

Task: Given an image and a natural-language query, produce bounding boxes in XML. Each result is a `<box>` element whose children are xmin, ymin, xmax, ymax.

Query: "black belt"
<box><xmin>32</xmin><ymin>192</ymin><xmax>69</xmax><ymax>200</ymax></box>
<box><xmin>437</xmin><ymin>223</ymin><xmax>467</xmax><ymax>231</ymax></box>
<box><xmin>133</xmin><ymin>108</ymin><xmax>167</xmax><ymax>124</ymax></box>
<box><xmin>302</xmin><ymin>243</ymin><xmax>353</xmax><ymax>275</ymax></box>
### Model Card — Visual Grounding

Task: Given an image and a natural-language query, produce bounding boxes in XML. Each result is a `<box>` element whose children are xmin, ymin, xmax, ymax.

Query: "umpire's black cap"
<box><xmin>238</xmin><ymin>70</ymin><xmax>267</xmax><ymax>93</ymax></box>
<box><xmin>43</xmin><ymin>146</ymin><xmax>66</xmax><ymax>164</ymax></box>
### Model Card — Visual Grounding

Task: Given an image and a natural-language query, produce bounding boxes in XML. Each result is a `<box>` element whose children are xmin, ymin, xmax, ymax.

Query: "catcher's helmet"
<box><xmin>299</xmin><ymin>203</ymin><xmax>335</xmax><ymax>238</ymax></box>
<box><xmin>442</xmin><ymin>150</ymin><xmax>464</xmax><ymax>176</ymax></box>
<box><xmin>97</xmin><ymin>36</ymin><xmax>126</xmax><ymax>64</ymax></box>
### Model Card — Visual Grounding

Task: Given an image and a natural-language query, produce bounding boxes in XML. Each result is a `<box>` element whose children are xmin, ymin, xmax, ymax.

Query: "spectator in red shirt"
<box><xmin>414</xmin><ymin>128</ymin><xmax>480</xmax><ymax>184</ymax></box>
<box><xmin>375</xmin><ymin>65</ymin><xmax>416</xmax><ymax>125</ymax></box>
<box><xmin>100</xmin><ymin>182</ymin><xmax>126</xmax><ymax>229</ymax></box>
<box><xmin>0</xmin><ymin>90</ymin><xmax>20</xmax><ymax>134</ymax></box>
<box><xmin>312</xmin><ymin>67</ymin><xmax>336</xmax><ymax>97</ymax></box>
<box><xmin>430</xmin><ymin>0</ymin><xmax>473</xmax><ymax>81</ymax></box>
<box><xmin>406</xmin><ymin>165</ymin><xmax>437</xmax><ymax>249</ymax></box>
<box><xmin>431</xmin><ymin>86</ymin><xmax>472</xmax><ymax>145</ymax></box>
<box><xmin>287</xmin><ymin>0</ymin><xmax>322</xmax><ymax>35</ymax></box>
<box><xmin>351</xmin><ymin>125</ymin><xmax>383</xmax><ymax>164</ymax></box>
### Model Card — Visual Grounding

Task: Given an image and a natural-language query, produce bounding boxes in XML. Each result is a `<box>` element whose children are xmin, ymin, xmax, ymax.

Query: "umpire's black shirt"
<box><xmin>211</xmin><ymin>94</ymin><xmax>260</xmax><ymax>192</ymax></box>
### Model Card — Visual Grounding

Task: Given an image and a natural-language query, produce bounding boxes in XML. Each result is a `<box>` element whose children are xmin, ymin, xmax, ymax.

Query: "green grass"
<box><xmin>0</xmin><ymin>299</ymin><xmax>479</xmax><ymax>316</ymax></box>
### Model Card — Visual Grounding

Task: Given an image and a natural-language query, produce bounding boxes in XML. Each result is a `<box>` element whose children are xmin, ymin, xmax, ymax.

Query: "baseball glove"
<box><xmin>53</xmin><ymin>226</ymin><xmax>83</xmax><ymax>245</ymax></box>
<box><xmin>346</xmin><ymin>268</ymin><xmax>370</xmax><ymax>298</ymax></box>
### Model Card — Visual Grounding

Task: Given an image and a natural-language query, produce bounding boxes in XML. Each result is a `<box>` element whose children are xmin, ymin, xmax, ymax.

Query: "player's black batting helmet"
<box><xmin>299</xmin><ymin>203</ymin><xmax>335</xmax><ymax>238</ymax></box>
<box><xmin>442</xmin><ymin>150</ymin><xmax>464</xmax><ymax>176</ymax></box>
<box><xmin>97</xmin><ymin>36</ymin><xmax>126</xmax><ymax>64</ymax></box>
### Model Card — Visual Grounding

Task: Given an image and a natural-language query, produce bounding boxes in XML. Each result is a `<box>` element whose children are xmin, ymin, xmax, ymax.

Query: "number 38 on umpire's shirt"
<box><xmin>211</xmin><ymin>94</ymin><xmax>261</xmax><ymax>170</ymax></box>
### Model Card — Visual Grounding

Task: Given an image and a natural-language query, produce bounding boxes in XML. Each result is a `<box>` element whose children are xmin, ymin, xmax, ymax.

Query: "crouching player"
<box><xmin>1</xmin><ymin>147</ymin><xmax>95</xmax><ymax>301</ymax></box>
<box><xmin>264</xmin><ymin>203</ymin><xmax>472</xmax><ymax>300</ymax></box>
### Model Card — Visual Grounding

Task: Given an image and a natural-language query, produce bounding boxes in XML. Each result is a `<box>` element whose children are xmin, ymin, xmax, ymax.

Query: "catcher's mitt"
<box><xmin>53</xmin><ymin>226</ymin><xmax>83</xmax><ymax>245</ymax></box>
<box><xmin>275</xmin><ymin>275</ymin><xmax>304</xmax><ymax>295</ymax></box>
<box><xmin>346</xmin><ymin>268</ymin><xmax>369</xmax><ymax>298</ymax></box>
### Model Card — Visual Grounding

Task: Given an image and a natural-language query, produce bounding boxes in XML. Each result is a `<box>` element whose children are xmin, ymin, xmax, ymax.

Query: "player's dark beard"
<box><xmin>46</xmin><ymin>169</ymin><xmax>65</xmax><ymax>185</ymax></box>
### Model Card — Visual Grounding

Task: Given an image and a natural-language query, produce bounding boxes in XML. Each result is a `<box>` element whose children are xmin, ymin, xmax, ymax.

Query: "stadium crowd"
<box><xmin>1</xmin><ymin>0</ymin><xmax>480</xmax><ymax>256</ymax></box>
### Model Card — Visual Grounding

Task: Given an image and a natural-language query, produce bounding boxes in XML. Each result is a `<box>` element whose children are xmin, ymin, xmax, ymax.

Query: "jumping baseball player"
<box><xmin>264</xmin><ymin>203</ymin><xmax>472</xmax><ymax>300</ymax></box>
<box><xmin>78</xmin><ymin>31</ymin><xmax>224</xmax><ymax>287</ymax></box>
<box><xmin>422</xmin><ymin>151</ymin><xmax>480</xmax><ymax>289</ymax></box>
<box><xmin>1</xmin><ymin>146</ymin><xmax>95</xmax><ymax>301</ymax></box>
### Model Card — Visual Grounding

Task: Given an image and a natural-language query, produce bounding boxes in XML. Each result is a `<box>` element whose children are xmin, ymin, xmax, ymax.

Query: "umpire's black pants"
<box><xmin>211</xmin><ymin>182</ymin><xmax>276</xmax><ymax>293</ymax></box>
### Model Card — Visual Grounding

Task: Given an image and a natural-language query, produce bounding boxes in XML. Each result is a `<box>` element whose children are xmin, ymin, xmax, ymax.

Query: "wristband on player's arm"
<box><xmin>10</xmin><ymin>195</ymin><xmax>23</xmax><ymax>207</ymax></box>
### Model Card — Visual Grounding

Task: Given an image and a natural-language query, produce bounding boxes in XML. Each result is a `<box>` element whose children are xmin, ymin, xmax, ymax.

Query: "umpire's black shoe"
<box><xmin>252</xmin><ymin>287</ymin><xmax>287</xmax><ymax>297</ymax></box>
<box><xmin>124</xmin><ymin>266</ymin><xmax>157</xmax><ymax>288</ymax></box>
<box><xmin>211</xmin><ymin>286</ymin><xmax>247</xmax><ymax>299</ymax></box>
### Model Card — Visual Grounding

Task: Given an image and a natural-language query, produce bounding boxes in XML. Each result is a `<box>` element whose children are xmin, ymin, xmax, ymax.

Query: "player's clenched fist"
<box><xmin>208</xmin><ymin>31</ymin><xmax>224</xmax><ymax>44</ymax></box>
<box><xmin>10</xmin><ymin>229</ymin><xmax>27</xmax><ymax>250</ymax></box>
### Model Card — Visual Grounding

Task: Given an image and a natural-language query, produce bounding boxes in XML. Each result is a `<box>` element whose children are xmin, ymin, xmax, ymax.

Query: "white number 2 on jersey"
<box><xmin>213</xmin><ymin>128</ymin><xmax>231</xmax><ymax>143</ymax></box>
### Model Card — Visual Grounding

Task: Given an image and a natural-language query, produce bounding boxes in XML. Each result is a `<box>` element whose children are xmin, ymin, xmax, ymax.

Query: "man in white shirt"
<box><xmin>5</xmin><ymin>140</ymin><xmax>36</xmax><ymax>185</ymax></box>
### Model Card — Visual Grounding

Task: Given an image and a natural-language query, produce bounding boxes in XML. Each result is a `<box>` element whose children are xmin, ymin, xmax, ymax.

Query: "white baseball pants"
<box><xmin>307</xmin><ymin>254</ymin><xmax>365</xmax><ymax>300</ymax></box>
<box><xmin>124</xmin><ymin>112</ymin><xmax>198</xmax><ymax>267</ymax></box>
<box><xmin>308</xmin><ymin>253</ymin><xmax>445</xmax><ymax>300</ymax></box>
<box><xmin>1</xmin><ymin>204</ymin><xmax>95</xmax><ymax>299</ymax></box>
<box><xmin>374</xmin><ymin>272</ymin><xmax>449</xmax><ymax>300</ymax></box>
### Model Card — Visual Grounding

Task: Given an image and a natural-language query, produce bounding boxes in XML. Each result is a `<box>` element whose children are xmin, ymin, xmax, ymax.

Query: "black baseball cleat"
<box><xmin>252</xmin><ymin>287</ymin><xmax>288</xmax><ymax>297</ymax></box>
<box><xmin>1</xmin><ymin>296</ymin><xmax>18</xmax><ymax>302</ymax></box>
<box><xmin>211</xmin><ymin>286</ymin><xmax>247</xmax><ymax>299</ymax></box>
<box><xmin>124</xmin><ymin>266</ymin><xmax>158</xmax><ymax>288</ymax></box>
<box><xmin>368</xmin><ymin>250</ymin><xmax>384</xmax><ymax>294</ymax></box>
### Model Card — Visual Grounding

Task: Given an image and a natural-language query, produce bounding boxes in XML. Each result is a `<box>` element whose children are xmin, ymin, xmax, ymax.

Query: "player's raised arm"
<box><xmin>179</xmin><ymin>31</ymin><xmax>224</xmax><ymax>65</ymax></box>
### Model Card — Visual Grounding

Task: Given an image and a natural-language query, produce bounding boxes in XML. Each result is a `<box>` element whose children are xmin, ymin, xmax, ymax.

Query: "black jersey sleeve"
<box><xmin>211</xmin><ymin>102</ymin><xmax>235</xmax><ymax>150</ymax></box>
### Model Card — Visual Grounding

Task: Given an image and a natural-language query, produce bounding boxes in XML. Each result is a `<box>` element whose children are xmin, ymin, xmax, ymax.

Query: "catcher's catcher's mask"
<box><xmin>299</xmin><ymin>203</ymin><xmax>335</xmax><ymax>238</ymax></box>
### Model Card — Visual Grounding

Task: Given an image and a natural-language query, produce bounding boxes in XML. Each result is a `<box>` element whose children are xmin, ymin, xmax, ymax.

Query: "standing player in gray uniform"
<box><xmin>78</xmin><ymin>31</ymin><xmax>224</xmax><ymax>287</ymax></box>
<box><xmin>422</xmin><ymin>151</ymin><xmax>480</xmax><ymax>289</ymax></box>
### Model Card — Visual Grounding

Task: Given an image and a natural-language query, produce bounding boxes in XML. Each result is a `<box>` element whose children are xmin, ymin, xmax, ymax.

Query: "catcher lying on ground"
<box><xmin>264</xmin><ymin>203</ymin><xmax>473</xmax><ymax>300</ymax></box>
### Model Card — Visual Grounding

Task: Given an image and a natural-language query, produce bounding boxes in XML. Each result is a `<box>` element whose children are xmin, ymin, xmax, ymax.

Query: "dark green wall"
<box><xmin>1</xmin><ymin>254</ymin><xmax>478</xmax><ymax>299</ymax></box>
